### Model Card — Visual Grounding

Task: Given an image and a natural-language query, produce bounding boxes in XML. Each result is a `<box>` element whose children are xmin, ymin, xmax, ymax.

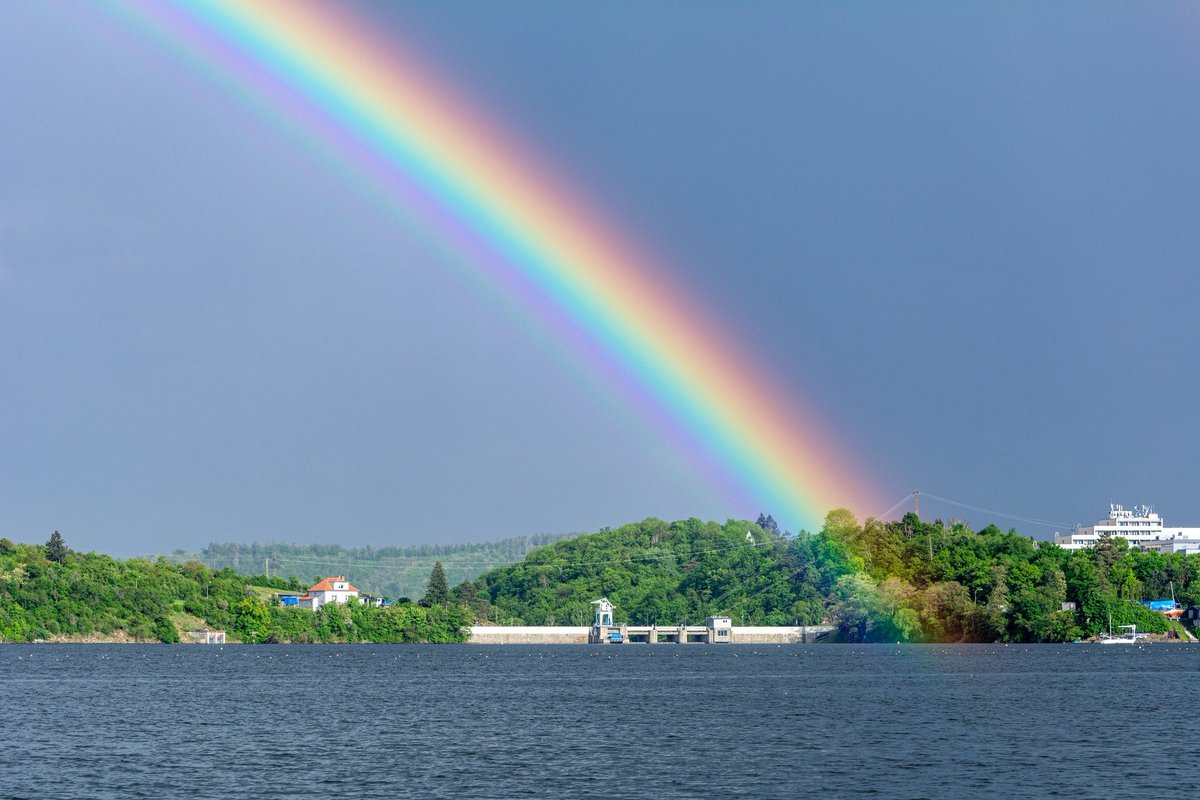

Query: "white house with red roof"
<box><xmin>296</xmin><ymin>576</ymin><xmax>360</xmax><ymax>610</ymax></box>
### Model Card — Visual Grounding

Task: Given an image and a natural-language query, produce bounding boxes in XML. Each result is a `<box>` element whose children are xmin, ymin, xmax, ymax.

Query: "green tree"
<box><xmin>315</xmin><ymin>601</ymin><xmax>352</xmax><ymax>640</ymax></box>
<box><xmin>421</xmin><ymin>561</ymin><xmax>450</xmax><ymax>607</ymax></box>
<box><xmin>45</xmin><ymin>531</ymin><xmax>68</xmax><ymax>563</ymax></box>
<box><xmin>917</xmin><ymin>581</ymin><xmax>972</xmax><ymax>642</ymax></box>
<box><xmin>756</xmin><ymin>513</ymin><xmax>780</xmax><ymax>535</ymax></box>
<box><xmin>978</xmin><ymin>566</ymin><xmax>1010</xmax><ymax>641</ymax></box>
<box><xmin>153</xmin><ymin>617</ymin><xmax>180</xmax><ymax>644</ymax></box>
<box><xmin>823</xmin><ymin>508</ymin><xmax>861</xmax><ymax>543</ymax></box>
<box><xmin>232</xmin><ymin>597</ymin><xmax>272</xmax><ymax>643</ymax></box>
<box><xmin>830</xmin><ymin>573</ymin><xmax>881</xmax><ymax>641</ymax></box>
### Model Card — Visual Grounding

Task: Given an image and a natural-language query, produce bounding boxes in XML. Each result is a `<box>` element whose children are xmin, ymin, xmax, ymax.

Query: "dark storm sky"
<box><xmin>2</xmin><ymin>2</ymin><xmax>1197</xmax><ymax>555</ymax></box>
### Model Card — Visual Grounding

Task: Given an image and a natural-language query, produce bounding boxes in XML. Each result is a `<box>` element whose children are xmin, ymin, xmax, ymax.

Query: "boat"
<box><xmin>1099</xmin><ymin>623</ymin><xmax>1140</xmax><ymax>645</ymax></box>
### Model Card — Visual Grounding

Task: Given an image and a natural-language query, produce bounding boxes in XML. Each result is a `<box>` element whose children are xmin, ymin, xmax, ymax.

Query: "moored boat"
<box><xmin>1099</xmin><ymin>623</ymin><xmax>1141</xmax><ymax>645</ymax></box>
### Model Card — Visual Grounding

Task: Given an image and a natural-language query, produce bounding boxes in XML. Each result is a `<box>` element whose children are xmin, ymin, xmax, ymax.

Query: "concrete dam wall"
<box><xmin>468</xmin><ymin>626</ymin><xmax>590</xmax><ymax>644</ymax></box>
<box><xmin>468</xmin><ymin>625</ymin><xmax>833</xmax><ymax>644</ymax></box>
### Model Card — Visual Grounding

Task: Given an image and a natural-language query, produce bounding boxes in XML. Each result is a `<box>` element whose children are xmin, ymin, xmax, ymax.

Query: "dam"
<box><xmin>468</xmin><ymin>598</ymin><xmax>835</xmax><ymax>644</ymax></box>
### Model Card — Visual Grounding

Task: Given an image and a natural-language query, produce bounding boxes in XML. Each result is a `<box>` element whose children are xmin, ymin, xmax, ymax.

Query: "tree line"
<box><xmin>456</xmin><ymin>512</ymin><xmax>1196</xmax><ymax>642</ymax></box>
<box><xmin>0</xmin><ymin>536</ymin><xmax>470</xmax><ymax>643</ymax></box>
<box><xmin>170</xmin><ymin>532</ymin><xmax>573</xmax><ymax>600</ymax></box>
<box><xmin>5</xmin><ymin>511</ymin><xmax>1197</xmax><ymax>644</ymax></box>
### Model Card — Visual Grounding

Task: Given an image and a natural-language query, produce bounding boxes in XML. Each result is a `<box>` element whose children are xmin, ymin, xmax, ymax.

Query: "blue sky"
<box><xmin>2</xmin><ymin>2</ymin><xmax>1198</xmax><ymax>556</ymax></box>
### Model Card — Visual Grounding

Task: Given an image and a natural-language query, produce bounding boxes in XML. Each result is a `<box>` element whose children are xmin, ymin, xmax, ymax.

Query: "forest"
<box><xmin>463</xmin><ymin>511</ymin><xmax>1196</xmax><ymax>642</ymax></box>
<box><xmin>0</xmin><ymin>536</ymin><xmax>469</xmax><ymax>644</ymax></box>
<box><xmin>4</xmin><ymin>509</ymin><xmax>1198</xmax><ymax>644</ymax></box>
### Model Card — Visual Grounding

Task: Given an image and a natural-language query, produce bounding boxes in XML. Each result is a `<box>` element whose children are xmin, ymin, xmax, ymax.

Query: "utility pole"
<box><xmin>914</xmin><ymin>491</ymin><xmax>920</xmax><ymax>518</ymax></box>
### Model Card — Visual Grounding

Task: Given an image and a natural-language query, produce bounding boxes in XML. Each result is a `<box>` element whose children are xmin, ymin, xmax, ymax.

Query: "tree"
<box><xmin>979</xmin><ymin>566</ymin><xmax>1010</xmax><ymax>641</ymax></box>
<box><xmin>452</xmin><ymin>579</ymin><xmax>477</xmax><ymax>606</ymax></box>
<box><xmin>756</xmin><ymin>513</ymin><xmax>780</xmax><ymax>536</ymax></box>
<box><xmin>918</xmin><ymin>581</ymin><xmax>972</xmax><ymax>642</ymax></box>
<box><xmin>45</xmin><ymin>531</ymin><xmax>68</xmax><ymax>563</ymax></box>
<box><xmin>823</xmin><ymin>508</ymin><xmax>860</xmax><ymax>541</ymax></box>
<box><xmin>421</xmin><ymin>561</ymin><xmax>450</xmax><ymax>607</ymax></box>
<box><xmin>830</xmin><ymin>573</ymin><xmax>881</xmax><ymax>642</ymax></box>
<box><xmin>232</xmin><ymin>597</ymin><xmax>272</xmax><ymax>643</ymax></box>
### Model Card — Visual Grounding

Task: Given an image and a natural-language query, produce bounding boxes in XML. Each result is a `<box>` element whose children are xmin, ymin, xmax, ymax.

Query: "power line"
<box><xmin>873</xmin><ymin>493</ymin><xmax>917</xmax><ymax>521</ymax></box>
<box><xmin>911</xmin><ymin>492</ymin><xmax>1071</xmax><ymax>530</ymax></box>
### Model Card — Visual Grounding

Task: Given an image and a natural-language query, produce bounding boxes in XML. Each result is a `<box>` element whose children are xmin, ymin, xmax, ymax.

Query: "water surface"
<box><xmin>1</xmin><ymin>643</ymin><xmax>1193</xmax><ymax>798</ymax></box>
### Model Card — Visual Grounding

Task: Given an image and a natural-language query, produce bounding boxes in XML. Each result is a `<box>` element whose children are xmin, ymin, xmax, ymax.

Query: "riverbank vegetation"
<box><xmin>4</xmin><ymin>510</ymin><xmax>1198</xmax><ymax>644</ymax></box>
<box><xmin>463</xmin><ymin>511</ymin><xmax>1199</xmax><ymax>643</ymax></box>
<box><xmin>0</xmin><ymin>536</ymin><xmax>469</xmax><ymax>643</ymax></box>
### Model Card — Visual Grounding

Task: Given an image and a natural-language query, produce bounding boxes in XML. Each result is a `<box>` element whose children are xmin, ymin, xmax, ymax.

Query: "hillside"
<box><xmin>164</xmin><ymin>532</ymin><xmax>574</xmax><ymax>600</ymax></box>
<box><xmin>6</xmin><ymin>512</ymin><xmax>1198</xmax><ymax>644</ymax></box>
<box><xmin>465</xmin><ymin>512</ymin><xmax>1196</xmax><ymax>642</ymax></box>
<box><xmin>0</xmin><ymin>536</ymin><xmax>468</xmax><ymax>644</ymax></box>
<box><xmin>470</xmin><ymin>517</ymin><xmax>823</xmax><ymax>627</ymax></box>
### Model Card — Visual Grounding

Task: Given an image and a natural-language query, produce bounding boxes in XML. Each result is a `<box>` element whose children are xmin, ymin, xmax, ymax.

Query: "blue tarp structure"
<box><xmin>1141</xmin><ymin>599</ymin><xmax>1176</xmax><ymax>611</ymax></box>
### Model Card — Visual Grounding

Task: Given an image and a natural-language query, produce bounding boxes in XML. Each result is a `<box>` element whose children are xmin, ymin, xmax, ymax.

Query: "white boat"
<box><xmin>1099</xmin><ymin>623</ymin><xmax>1139</xmax><ymax>645</ymax></box>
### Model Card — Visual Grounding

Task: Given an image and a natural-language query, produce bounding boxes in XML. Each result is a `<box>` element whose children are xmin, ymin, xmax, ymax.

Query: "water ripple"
<box><xmin>1</xmin><ymin>643</ymin><xmax>1195</xmax><ymax>798</ymax></box>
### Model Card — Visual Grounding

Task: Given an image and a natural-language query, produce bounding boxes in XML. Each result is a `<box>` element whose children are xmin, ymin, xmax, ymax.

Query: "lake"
<box><xmin>1</xmin><ymin>643</ymin><xmax>1194</xmax><ymax>799</ymax></box>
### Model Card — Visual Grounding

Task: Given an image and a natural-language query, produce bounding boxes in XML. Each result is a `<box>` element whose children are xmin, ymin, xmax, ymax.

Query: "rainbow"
<box><xmin>103</xmin><ymin>0</ymin><xmax>883</xmax><ymax>532</ymax></box>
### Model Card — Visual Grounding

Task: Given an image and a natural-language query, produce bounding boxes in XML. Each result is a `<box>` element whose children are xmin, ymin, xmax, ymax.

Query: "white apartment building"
<box><xmin>1053</xmin><ymin>504</ymin><xmax>1200</xmax><ymax>552</ymax></box>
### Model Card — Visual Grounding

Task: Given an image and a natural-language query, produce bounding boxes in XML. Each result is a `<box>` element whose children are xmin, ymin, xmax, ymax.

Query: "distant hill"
<box><xmin>0</xmin><ymin>536</ymin><xmax>469</xmax><ymax>643</ymax></box>
<box><xmin>162</xmin><ymin>532</ymin><xmax>576</xmax><ymax>600</ymax></box>
<box><xmin>465</xmin><ymin>513</ymin><xmax>1189</xmax><ymax>644</ymax></box>
<box><xmin>9</xmin><ymin>513</ymin><xmax>1192</xmax><ymax>645</ymax></box>
<box><xmin>470</xmin><ymin>517</ymin><xmax>811</xmax><ymax>626</ymax></box>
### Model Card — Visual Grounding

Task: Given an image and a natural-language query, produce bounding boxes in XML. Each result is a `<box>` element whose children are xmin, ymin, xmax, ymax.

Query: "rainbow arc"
<box><xmin>111</xmin><ymin>0</ymin><xmax>884</xmax><ymax>531</ymax></box>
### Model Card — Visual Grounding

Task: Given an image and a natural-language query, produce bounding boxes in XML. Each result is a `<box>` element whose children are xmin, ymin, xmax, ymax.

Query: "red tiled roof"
<box><xmin>307</xmin><ymin>576</ymin><xmax>359</xmax><ymax>593</ymax></box>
